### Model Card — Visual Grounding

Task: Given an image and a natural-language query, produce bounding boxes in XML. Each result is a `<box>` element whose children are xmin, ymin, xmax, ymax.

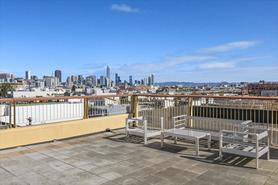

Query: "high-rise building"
<box><xmin>151</xmin><ymin>74</ymin><xmax>154</xmax><ymax>85</ymax></box>
<box><xmin>115</xmin><ymin>73</ymin><xmax>119</xmax><ymax>85</ymax></box>
<box><xmin>85</xmin><ymin>75</ymin><xmax>97</xmax><ymax>87</ymax></box>
<box><xmin>106</xmin><ymin>78</ymin><xmax>111</xmax><ymax>88</ymax></box>
<box><xmin>129</xmin><ymin>75</ymin><xmax>133</xmax><ymax>86</ymax></box>
<box><xmin>148</xmin><ymin>76</ymin><xmax>151</xmax><ymax>86</ymax></box>
<box><xmin>54</xmin><ymin>70</ymin><xmax>62</xmax><ymax>83</ymax></box>
<box><xmin>141</xmin><ymin>79</ymin><xmax>144</xmax><ymax>85</ymax></box>
<box><xmin>106</xmin><ymin>65</ymin><xmax>110</xmax><ymax>79</ymax></box>
<box><xmin>25</xmin><ymin>71</ymin><xmax>31</xmax><ymax>80</ymax></box>
<box><xmin>100</xmin><ymin>76</ymin><xmax>106</xmax><ymax>87</ymax></box>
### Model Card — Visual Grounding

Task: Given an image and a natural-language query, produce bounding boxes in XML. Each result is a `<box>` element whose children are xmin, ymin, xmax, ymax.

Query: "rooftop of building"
<box><xmin>1</xmin><ymin>130</ymin><xmax>278</xmax><ymax>185</ymax></box>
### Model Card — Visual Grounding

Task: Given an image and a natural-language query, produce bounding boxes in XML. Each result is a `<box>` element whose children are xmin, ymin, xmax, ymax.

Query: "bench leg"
<box><xmin>196</xmin><ymin>138</ymin><xmax>199</xmax><ymax>156</ymax></box>
<box><xmin>256</xmin><ymin>157</ymin><xmax>259</xmax><ymax>169</ymax></box>
<box><xmin>174</xmin><ymin>137</ymin><xmax>177</xmax><ymax>144</ymax></box>
<box><xmin>208</xmin><ymin>135</ymin><xmax>211</xmax><ymax>151</ymax></box>
<box><xmin>161</xmin><ymin>134</ymin><xmax>164</xmax><ymax>148</ymax></box>
<box><xmin>144</xmin><ymin>135</ymin><xmax>148</xmax><ymax>145</ymax></box>
<box><xmin>219</xmin><ymin>151</ymin><xmax>223</xmax><ymax>160</ymax></box>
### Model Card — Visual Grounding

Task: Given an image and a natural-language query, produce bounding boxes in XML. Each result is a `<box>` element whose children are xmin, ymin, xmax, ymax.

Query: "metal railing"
<box><xmin>88</xmin><ymin>96</ymin><xmax>130</xmax><ymax>117</ymax></box>
<box><xmin>1</xmin><ymin>94</ymin><xmax>278</xmax><ymax>146</ymax></box>
<box><xmin>136</xmin><ymin>94</ymin><xmax>278</xmax><ymax>146</ymax></box>
<box><xmin>0</xmin><ymin>95</ymin><xmax>131</xmax><ymax>128</ymax></box>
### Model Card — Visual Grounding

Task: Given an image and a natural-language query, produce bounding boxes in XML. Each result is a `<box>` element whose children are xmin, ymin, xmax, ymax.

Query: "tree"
<box><xmin>0</xmin><ymin>83</ymin><xmax>14</xmax><ymax>98</ymax></box>
<box><xmin>71</xmin><ymin>85</ymin><xmax>77</xmax><ymax>92</ymax></box>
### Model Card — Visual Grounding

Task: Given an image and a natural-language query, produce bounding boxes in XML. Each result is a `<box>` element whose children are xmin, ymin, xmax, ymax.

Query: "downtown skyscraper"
<box><xmin>106</xmin><ymin>65</ymin><xmax>110</xmax><ymax>79</ymax></box>
<box><xmin>54</xmin><ymin>70</ymin><xmax>62</xmax><ymax>83</ymax></box>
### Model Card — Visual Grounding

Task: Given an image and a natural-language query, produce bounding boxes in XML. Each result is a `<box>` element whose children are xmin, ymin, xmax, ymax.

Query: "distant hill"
<box><xmin>155</xmin><ymin>81</ymin><xmax>230</xmax><ymax>87</ymax></box>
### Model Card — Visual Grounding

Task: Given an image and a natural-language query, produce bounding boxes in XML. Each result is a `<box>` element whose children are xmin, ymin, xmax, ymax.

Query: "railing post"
<box><xmin>271</xmin><ymin>109</ymin><xmax>274</xmax><ymax>145</ymax></box>
<box><xmin>83</xmin><ymin>98</ymin><xmax>89</xmax><ymax>119</ymax></box>
<box><xmin>131</xmin><ymin>95</ymin><xmax>139</xmax><ymax>118</ymax></box>
<box><xmin>13</xmin><ymin>101</ymin><xmax>16</xmax><ymax>128</ymax></box>
<box><xmin>188</xmin><ymin>97</ymin><xmax>193</xmax><ymax>127</ymax></box>
<box><xmin>9</xmin><ymin>102</ymin><xmax>12</xmax><ymax>128</ymax></box>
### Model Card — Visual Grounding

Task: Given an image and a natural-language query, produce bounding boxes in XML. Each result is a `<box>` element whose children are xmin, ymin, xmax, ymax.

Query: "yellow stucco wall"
<box><xmin>0</xmin><ymin>114</ymin><xmax>128</xmax><ymax>149</ymax></box>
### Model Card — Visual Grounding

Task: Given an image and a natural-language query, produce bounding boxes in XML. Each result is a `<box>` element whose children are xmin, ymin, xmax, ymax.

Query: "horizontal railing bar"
<box><xmin>1</xmin><ymin>93</ymin><xmax>278</xmax><ymax>103</ymax></box>
<box><xmin>0</xmin><ymin>94</ymin><xmax>132</xmax><ymax>102</ymax></box>
<box><xmin>137</xmin><ymin>94</ymin><xmax>278</xmax><ymax>101</ymax></box>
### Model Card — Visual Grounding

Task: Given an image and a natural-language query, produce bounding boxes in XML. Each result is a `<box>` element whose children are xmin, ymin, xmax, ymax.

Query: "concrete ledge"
<box><xmin>0</xmin><ymin>114</ymin><xmax>128</xmax><ymax>149</ymax></box>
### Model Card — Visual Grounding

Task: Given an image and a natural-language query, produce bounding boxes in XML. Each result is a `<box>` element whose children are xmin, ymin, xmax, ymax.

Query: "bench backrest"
<box><xmin>173</xmin><ymin>115</ymin><xmax>253</xmax><ymax>133</ymax></box>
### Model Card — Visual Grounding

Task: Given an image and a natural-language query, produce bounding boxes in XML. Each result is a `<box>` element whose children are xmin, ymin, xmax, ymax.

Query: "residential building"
<box><xmin>44</xmin><ymin>76</ymin><xmax>59</xmax><ymax>89</ymax></box>
<box><xmin>0</xmin><ymin>73</ymin><xmax>14</xmax><ymax>83</ymax></box>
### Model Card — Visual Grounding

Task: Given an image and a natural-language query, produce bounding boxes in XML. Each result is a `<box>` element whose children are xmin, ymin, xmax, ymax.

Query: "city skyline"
<box><xmin>1</xmin><ymin>66</ymin><xmax>155</xmax><ymax>85</ymax></box>
<box><xmin>0</xmin><ymin>0</ymin><xmax>278</xmax><ymax>82</ymax></box>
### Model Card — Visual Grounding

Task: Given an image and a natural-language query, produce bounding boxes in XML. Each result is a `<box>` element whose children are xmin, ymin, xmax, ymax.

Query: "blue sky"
<box><xmin>0</xmin><ymin>0</ymin><xmax>278</xmax><ymax>82</ymax></box>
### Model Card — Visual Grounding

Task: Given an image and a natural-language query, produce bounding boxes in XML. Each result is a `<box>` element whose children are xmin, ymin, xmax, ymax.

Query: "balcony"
<box><xmin>0</xmin><ymin>95</ymin><xmax>278</xmax><ymax>184</ymax></box>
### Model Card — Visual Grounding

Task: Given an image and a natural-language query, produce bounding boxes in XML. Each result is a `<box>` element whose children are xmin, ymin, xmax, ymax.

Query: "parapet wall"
<box><xmin>0</xmin><ymin>114</ymin><xmax>128</xmax><ymax>149</ymax></box>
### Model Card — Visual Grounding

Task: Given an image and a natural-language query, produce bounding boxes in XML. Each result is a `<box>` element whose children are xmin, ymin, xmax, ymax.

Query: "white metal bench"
<box><xmin>125</xmin><ymin>117</ymin><xmax>162</xmax><ymax>145</ymax></box>
<box><xmin>167</xmin><ymin>115</ymin><xmax>253</xmax><ymax>140</ymax></box>
<box><xmin>219</xmin><ymin>128</ymin><xmax>270</xmax><ymax>169</ymax></box>
<box><xmin>161</xmin><ymin>115</ymin><xmax>211</xmax><ymax>156</ymax></box>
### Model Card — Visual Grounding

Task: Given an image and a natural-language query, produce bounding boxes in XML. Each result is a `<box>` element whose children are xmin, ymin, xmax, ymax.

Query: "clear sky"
<box><xmin>0</xmin><ymin>0</ymin><xmax>278</xmax><ymax>82</ymax></box>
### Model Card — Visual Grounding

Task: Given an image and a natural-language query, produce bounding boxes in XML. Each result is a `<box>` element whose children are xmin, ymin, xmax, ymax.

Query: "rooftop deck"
<box><xmin>1</xmin><ymin>131</ymin><xmax>278</xmax><ymax>185</ymax></box>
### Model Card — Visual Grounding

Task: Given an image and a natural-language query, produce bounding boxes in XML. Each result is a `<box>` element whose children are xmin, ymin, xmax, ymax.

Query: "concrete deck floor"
<box><xmin>0</xmin><ymin>131</ymin><xmax>278</xmax><ymax>185</ymax></box>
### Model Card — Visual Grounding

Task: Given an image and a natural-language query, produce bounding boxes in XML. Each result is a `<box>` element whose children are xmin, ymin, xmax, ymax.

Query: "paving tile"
<box><xmin>0</xmin><ymin>132</ymin><xmax>277</xmax><ymax>185</ymax></box>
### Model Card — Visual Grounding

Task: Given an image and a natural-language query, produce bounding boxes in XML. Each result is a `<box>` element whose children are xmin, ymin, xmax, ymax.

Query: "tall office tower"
<box><xmin>148</xmin><ymin>76</ymin><xmax>151</xmax><ymax>86</ymax></box>
<box><xmin>54</xmin><ymin>70</ymin><xmax>62</xmax><ymax>83</ymax></box>
<box><xmin>151</xmin><ymin>74</ymin><xmax>154</xmax><ymax>85</ymax></box>
<box><xmin>115</xmin><ymin>73</ymin><xmax>119</xmax><ymax>85</ymax></box>
<box><xmin>100</xmin><ymin>76</ymin><xmax>106</xmax><ymax>87</ymax></box>
<box><xmin>91</xmin><ymin>75</ymin><xmax>97</xmax><ymax>86</ymax></box>
<box><xmin>106</xmin><ymin>65</ymin><xmax>110</xmax><ymax>79</ymax></box>
<box><xmin>25</xmin><ymin>71</ymin><xmax>31</xmax><ymax>80</ymax></box>
<box><xmin>106</xmin><ymin>78</ymin><xmax>111</xmax><ymax>88</ymax></box>
<box><xmin>129</xmin><ymin>75</ymin><xmax>133</xmax><ymax>86</ymax></box>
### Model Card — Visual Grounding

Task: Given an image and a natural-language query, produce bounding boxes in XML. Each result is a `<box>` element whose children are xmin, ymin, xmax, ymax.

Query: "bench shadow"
<box><xmin>146</xmin><ymin>141</ymin><xmax>188</xmax><ymax>153</ymax></box>
<box><xmin>181</xmin><ymin>153</ymin><xmax>255</xmax><ymax>169</ymax></box>
<box><xmin>104</xmin><ymin>133</ymin><xmax>275</xmax><ymax>169</ymax></box>
<box><xmin>104</xmin><ymin>133</ymin><xmax>145</xmax><ymax>144</ymax></box>
<box><xmin>269</xmin><ymin>147</ymin><xmax>278</xmax><ymax>160</ymax></box>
